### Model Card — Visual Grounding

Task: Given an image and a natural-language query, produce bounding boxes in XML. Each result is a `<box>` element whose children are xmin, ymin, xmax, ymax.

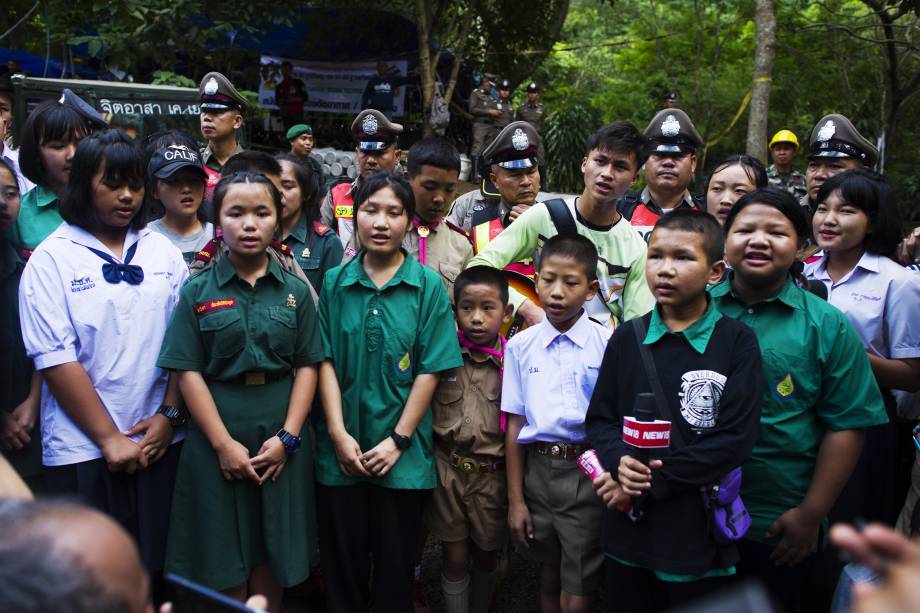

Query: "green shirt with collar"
<box><xmin>281</xmin><ymin>215</ymin><xmax>344</xmax><ymax>294</ymax></box>
<box><xmin>709</xmin><ymin>275</ymin><xmax>887</xmax><ymax>544</ymax></box>
<box><xmin>317</xmin><ymin>249</ymin><xmax>463</xmax><ymax>489</ymax></box>
<box><xmin>157</xmin><ymin>254</ymin><xmax>323</xmax><ymax>378</ymax></box>
<box><xmin>6</xmin><ymin>185</ymin><xmax>62</xmax><ymax>251</ymax></box>
<box><xmin>644</xmin><ymin>297</ymin><xmax>722</xmax><ymax>353</ymax></box>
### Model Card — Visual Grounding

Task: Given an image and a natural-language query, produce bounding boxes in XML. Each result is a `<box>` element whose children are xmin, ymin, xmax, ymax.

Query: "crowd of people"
<box><xmin>1</xmin><ymin>67</ymin><xmax>920</xmax><ymax>613</ymax></box>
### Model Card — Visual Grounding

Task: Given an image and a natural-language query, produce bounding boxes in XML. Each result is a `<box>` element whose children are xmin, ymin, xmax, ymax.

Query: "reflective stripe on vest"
<box><xmin>473</xmin><ymin>218</ymin><xmax>504</xmax><ymax>255</ymax></box>
<box><xmin>332</xmin><ymin>183</ymin><xmax>354</xmax><ymax>219</ymax></box>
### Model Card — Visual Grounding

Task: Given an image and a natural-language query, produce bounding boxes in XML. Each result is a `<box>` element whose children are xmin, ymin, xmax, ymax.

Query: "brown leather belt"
<box><xmin>435</xmin><ymin>438</ymin><xmax>505</xmax><ymax>474</ymax></box>
<box><xmin>532</xmin><ymin>441</ymin><xmax>588</xmax><ymax>460</ymax></box>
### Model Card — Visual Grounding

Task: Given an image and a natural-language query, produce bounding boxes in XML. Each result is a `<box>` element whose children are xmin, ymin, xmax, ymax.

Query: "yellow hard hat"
<box><xmin>769</xmin><ymin>129</ymin><xmax>799</xmax><ymax>149</ymax></box>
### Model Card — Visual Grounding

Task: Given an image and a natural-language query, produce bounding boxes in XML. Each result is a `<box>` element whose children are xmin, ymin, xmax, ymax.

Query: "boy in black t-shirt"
<box><xmin>585</xmin><ymin>209</ymin><xmax>764</xmax><ymax>612</ymax></box>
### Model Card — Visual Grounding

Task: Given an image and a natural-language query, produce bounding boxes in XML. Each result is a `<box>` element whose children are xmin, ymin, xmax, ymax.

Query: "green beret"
<box><xmin>286</xmin><ymin>124</ymin><xmax>313</xmax><ymax>140</ymax></box>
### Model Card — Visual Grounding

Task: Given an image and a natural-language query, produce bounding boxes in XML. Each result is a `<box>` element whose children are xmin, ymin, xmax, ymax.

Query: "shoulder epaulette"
<box><xmin>312</xmin><ymin>221</ymin><xmax>334</xmax><ymax>236</ymax></box>
<box><xmin>444</xmin><ymin>219</ymin><xmax>474</xmax><ymax>245</ymax></box>
<box><xmin>272</xmin><ymin>240</ymin><xmax>291</xmax><ymax>254</ymax></box>
<box><xmin>194</xmin><ymin>237</ymin><xmax>221</xmax><ymax>263</ymax></box>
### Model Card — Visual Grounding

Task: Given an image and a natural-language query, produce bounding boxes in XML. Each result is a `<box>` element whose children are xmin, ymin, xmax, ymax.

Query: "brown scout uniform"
<box><xmin>424</xmin><ymin>343</ymin><xmax>508</xmax><ymax>550</ymax></box>
<box><xmin>342</xmin><ymin>219</ymin><xmax>473</xmax><ymax>300</ymax></box>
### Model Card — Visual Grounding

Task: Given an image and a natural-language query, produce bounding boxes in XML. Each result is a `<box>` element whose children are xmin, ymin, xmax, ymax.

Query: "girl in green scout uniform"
<box><xmin>10</xmin><ymin>92</ymin><xmax>107</xmax><ymax>254</ymax></box>
<box><xmin>711</xmin><ymin>187</ymin><xmax>887</xmax><ymax>612</ymax></box>
<box><xmin>157</xmin><ymin>172</ymin><xmax>323</xmax><ymax>613</ymax></box>
<box><xmin>275</xmin><ymin>153</ymin><xmax>343</xmax><ymax>292</ymax></box>
<box><xmin>316</xmin><ymin>171</ymin><xmax>462</xmax><ymax>613</ymax></box>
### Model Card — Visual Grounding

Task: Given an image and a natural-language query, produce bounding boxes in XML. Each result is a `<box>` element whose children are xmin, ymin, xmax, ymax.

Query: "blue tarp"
<box><xmin>0</xmin><ymin>47</ymin><xmax>98</xmax><ymax>79</ymax></box>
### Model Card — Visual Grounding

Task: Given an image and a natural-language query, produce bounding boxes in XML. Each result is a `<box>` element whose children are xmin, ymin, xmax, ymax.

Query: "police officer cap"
<box><xmin>286</xmin><ymin>124</ymin><xmax>313</xmax><ymax>140</ymax></box>
<box><xmin>147</xmin><ymin>145</ymin><xmax>207</xmax><ymax>181</ymax></box>
<box><xmin>644</xmin><ymin>108</ymin><xmax>702</xmax><ymax>155</ymax></box>
<box><xmin>59</xmin><ymin>89</ymin><xmax>108</xmax><ymax>129</ymax></box>
<box><xmin>663</xmin><ymin>92</ymin><xmax>678</xmax><ymax>102</ymax></box>
<box><xmin>483</xmin><ymin>121</ymin><xmax>541</xmax><ymax>169</ymax></box>
<box><xmin>351</xmin><ymin>109</ymin><xmax>403</xmax><ymax>152</ymax></box>
<box><xmin>499</xmin><ymin>79</ymin><xmax>511</xmax><ymax>90</ymax></box>
<box><xmin>526</xmin><ymin>82</ymin><xmax>539</xmax><ymax>93</ymax></box>
<box><xmin>482</xmin><ymin>73</ymin><xmax>498</xmax><ymax>83</ymax></box>
<box><xmin>199</xmin><ymin>72</ymin><xmax>249</xmax><ymax>112</ymax></box>
<box><xmin>807</xmin><ymin>114</ymin><xmax>878</xmax><ymax>167</ymax></box>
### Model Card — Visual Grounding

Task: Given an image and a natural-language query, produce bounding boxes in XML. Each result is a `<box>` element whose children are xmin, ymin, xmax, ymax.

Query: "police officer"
<box><xmin>662</xmin><ymin>92</ymin><xmax>678</xmax><ymax>108</ymax></box>
<box><xmin>766</xmin><ymin>129</ymin><xmax>806</xmax><ymax>199</ymax></box>
<box><xmin>494</xmin><ymin>80</ymin><xmax>515</xmax><ymax>134</ymax></box>
<box><xmin>198</xmin><ymin>72</ymin><xmax>248</xmax><ymax>195</ymax></box>
<box><xmin>803</xmin><ymin>113</ymin><xmax>878</xmax><ymax>210</ymax></box>
<box><xmin>448</xmin><ymin>121</ymin><xmax>543</xmax><ymax>257</ymax></box>
<box><xmin>516</xmin><ymin>82</ymin><xmax>547</xmax><ymax>189</ymax></box>
<box><xmin>287</xmin><ymin>123</ymin><xmax>315</xmax><ymax>160</ymax></box>
<box><xmin>618</xmin><ymin>108</ymin><xmax>703</xmax><ymax>241</ymax></box>
<box><xmin>318</xmin><ymin>108</ymin><xmax>402</xmax><ymax>247</ymax></box>
<box><xmin>468</xmin><ymin>73</ymin><xmax>501</xmax><ymax>180</ymax></box>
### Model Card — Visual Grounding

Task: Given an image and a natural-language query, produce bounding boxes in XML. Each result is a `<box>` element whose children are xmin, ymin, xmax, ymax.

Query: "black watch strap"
<box><xmin>157</xmin><ymin>405</ymin><xmax>187</xmax><ymax>428</ymax></box>
<box><xmin>390</xmin><ymin>431</ymin><xmax>411</xmax><ymax>450</ymax></box>
<box><xmin>277</xmin><ymin>429</ymin><xmax>302</xmax><ymax>453</ymax></box>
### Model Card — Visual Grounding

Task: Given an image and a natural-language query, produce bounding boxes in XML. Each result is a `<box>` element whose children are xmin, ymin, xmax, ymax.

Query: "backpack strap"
<box><xmin>544</xmin><ymin>198</ymin><xmax>577</xmax><ymax>237</ymax></box>
<box><xmin>631</xmin><ymin>316</ymin><xmax>690</xmax><ymax>448</ymax></box>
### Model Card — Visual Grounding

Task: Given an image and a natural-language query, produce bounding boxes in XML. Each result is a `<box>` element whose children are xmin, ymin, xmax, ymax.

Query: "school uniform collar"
<box><xmin>214</xmin><ymin>249</ymin><xmax>286</xmax><ymax>287</ymax></box>
<box><xmin>709</xmin><ymin>273</ymin><xmax>804</xmax><ymax>311</ymax></box>
<box><xmin>285</xmin><ymin>214</ymin><xmax>309</xmax><ymax>245</ymax></box>
<box><xmin>57</xmin><ymin>222</ymin><xmax>146</xmax><ymax>258</ymax></box>
<box><xmin>460</xmin><ymin>335</ymin><xmax>504</xmax><ymax>368</ymax></box>
<box><xmin>31</xmin><ymin>185</ymin><xmax>59</xmax><ymax>208</ymax></box>
<box><xmin>810</xmin><ymin>251</ymin><xmax>880</xmax><ymax>285</ymax></box>
<box><xmin>639</xmin><ymin>186</ymin><xmax>696</xmax><ymax>213</ymax></box>
<box><xmin>340</xmin><ymin>248</ymin><xmax>423</xmax><ymax>290</ymax></box>
<box><xmin>645</xmin><ymin>298</ymin><xmax>722</xmax><ymax>354</ymax></box>
<box><xmin>538</xmin><ymin>309</ymin><xmax>593</xmax><ymax>348</ymax></box>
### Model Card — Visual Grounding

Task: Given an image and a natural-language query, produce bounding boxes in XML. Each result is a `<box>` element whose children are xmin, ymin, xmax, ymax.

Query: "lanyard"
<box><xmin>84</xmin><ymin>241</ymin><xmax>144</xmax><ymax>285</ymax></box>
<box><xmin>412</xmin><ymin>217</ymin><xmax>441</xmax><ymax>265</ymax></box>
<box><xmin>456</xmin><ymin>330</ymin><xmax>509</xmax><ymax>431</ymax></box>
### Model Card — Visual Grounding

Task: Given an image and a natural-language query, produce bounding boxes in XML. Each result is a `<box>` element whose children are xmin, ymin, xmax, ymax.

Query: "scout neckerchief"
<box><xmin>84</xmin><ymin>241</ymin><xmax>144</xmax><ymax>285</ymax></box>
<box><xmin>456</xmin><ymin>330</ymin><xmax>509</xmax><ymax>431</ymax></box>
<box><xmin>412</xmin><ymin>216</ymin><xmax>442</xmax><ymax>265</ymax></box>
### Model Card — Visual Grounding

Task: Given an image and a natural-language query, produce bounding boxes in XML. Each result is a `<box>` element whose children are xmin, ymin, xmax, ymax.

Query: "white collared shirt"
<box><xmin>805</xmin><ymin>252</ymin><xmax>920</xmax><ymax>360</ymax></box>
<box><xmin>0</xmin><ymin>146</ymin><xmax>35</xmax><ymax>193</ymax></box>
<box><xmin>502</xmin><ymin>311</ymin><xmax>612</xmax><ymax>444</ymax></box>
<box><xmin>18</xmin><ymin>222</ymin><xmax>188</xmax><ymax>466</ymax></box>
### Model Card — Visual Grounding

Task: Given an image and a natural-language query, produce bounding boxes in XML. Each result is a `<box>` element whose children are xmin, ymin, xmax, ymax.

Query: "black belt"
<box><xmin>532</xmin><ymin>441</ymin><xmax>588</xmax><ymax>460</ymax></box>
<box><xmin>215</xmin><ymin>370</ymin><xmax>292</xmax><ymax>386</ymax></box>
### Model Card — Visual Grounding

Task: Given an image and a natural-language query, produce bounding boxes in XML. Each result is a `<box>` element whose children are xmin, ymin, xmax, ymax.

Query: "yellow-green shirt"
<box><xmin>317</xmin><ymin>249</ymin><xmax>463</xmax><ymax>489</ymax></box>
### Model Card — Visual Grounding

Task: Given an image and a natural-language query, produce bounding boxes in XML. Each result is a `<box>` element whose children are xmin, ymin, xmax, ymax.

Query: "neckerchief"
<box><xmin>456</xmin><ymin>330</ymin><xmax>509</xmax><ymax>431</ymax></box>
<box><xmin>412</xmin><ymin>216</ymin><xmax>442</xmax><ymax>265</ymax></box>
<box><xmin>84</xmin><ymin>241</ymin><xmax>144</xmax><ymax>285</ymax></box>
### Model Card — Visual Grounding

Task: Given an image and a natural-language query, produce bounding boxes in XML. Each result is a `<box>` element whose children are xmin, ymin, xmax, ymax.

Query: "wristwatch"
<box><xmin>156</xmin><ymin>405</ymin><xmax>187</xmax><ymax>428</ymax></box>
<box><xmin>276</xmin><ymin>429</ymin><xmax>302</xmax><ymax>454</ymax></box>
<box><xmin>390</xmin><ymin>431</ymin><xmax>411</xmax><ymax>450</ymax></box>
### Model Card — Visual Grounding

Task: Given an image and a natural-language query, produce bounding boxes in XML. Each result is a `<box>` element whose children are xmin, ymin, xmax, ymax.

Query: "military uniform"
<box><xmin>801</xmin><ymin>113</ymin><xmax>879</xmax><ymax>210</ymax></box>
<box><xmin>157</xmin><ymin>255</ymin><xmax>323</xmax><ymax>590</ymax></box>
<box><xmin>766</xmin><ymin>165</ymin><xmax>807</xmax><ymax>199</ymax></box>
<box><xmin>468</xmin><ymin>75</ymin><xmax>500</xmax><ymax>159</ymax></box>
<box><xmin>494</xmin><ymin>80</ymin><xmax>515</xmax><ymax>135</ymax></box>
<box><xmin>282</xmin><ymin>216</ymin><xmax>344</xmax><ymax>294</ymax></box>
<box><xmin>319</xmin><ymin>109</ymin><xmax>403</xmax><ymax>247</ymax></box>
<box><xmin>618</xmin><ymin>108</ymin><xmax>703</xmax><ymax>242</ymax></box>
<box><xmin>516</xmin><ymin>82</ymin><xmax>546</xmax><ymax>163</ymax></box>
<box><xmin>198</xmin><ymin>72</ymin><xmax>249</xmax><ymax>196</ymax></box>
<box><xmin>343</xmin><ymin>217</ymin><xmax>473</xmax><ymax>299</ymax></box>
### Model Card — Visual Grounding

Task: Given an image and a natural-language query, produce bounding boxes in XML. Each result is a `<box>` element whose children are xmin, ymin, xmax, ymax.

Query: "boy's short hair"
<box><xmin>539</xmin><ymin>234</ymin><xmax>598</xmax><ymax>281</ymax></box>
<box><xmin>651</xmin><ymin>209</ymin><xmax>724</xmax><ymax>264</ymax></box>
<box><xmin>454</xmin><ymin>265</ymin><xmax>509</xmax><ymax>305</ymax></box>
<box><xmin>584</xmin><ymin>122</ymin><xmax>645</xmax><ymax>166</ymax></box>
<box><xmin>407</xmin><ymin>138</ymin><xmax>461</xmax><ymax>176</ymax></box>
<box><xmin>221</xmin><ymin>150</ymin><xmax>282</xmax><ymax>178</ymax></box>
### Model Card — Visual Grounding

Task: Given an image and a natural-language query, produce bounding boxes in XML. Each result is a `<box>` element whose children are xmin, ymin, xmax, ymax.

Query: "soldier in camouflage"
<box><xmin>766</xmin><ymin>129</ymin><xmax>807</xmax><ymax>200</ymax></box>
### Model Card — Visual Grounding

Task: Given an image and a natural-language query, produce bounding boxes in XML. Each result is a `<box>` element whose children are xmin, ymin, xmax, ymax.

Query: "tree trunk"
<box><xmin>746</xmin><ymin>0</ymin><xmax>775</xmax><ymax>161</ymax></box>
<box><xmin>415</xmin><ymin>0</ymin><xmax>436</xmax><ymax>136</ymax></box>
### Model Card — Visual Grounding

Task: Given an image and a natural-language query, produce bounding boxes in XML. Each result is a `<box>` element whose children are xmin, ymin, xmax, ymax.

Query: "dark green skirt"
<box><xmin>165</xmin><ymin>378</ymin><xmax>315</xmax><ymax>590</ymax></box>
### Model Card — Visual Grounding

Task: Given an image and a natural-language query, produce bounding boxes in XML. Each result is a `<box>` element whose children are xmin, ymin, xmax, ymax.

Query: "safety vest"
<box><xmin>472</xmin><ymin>218</ymin><xmax>535</xmax><ymax>278</ymax></box>
<box><xmin>331</xmin><ymin>182</ymin><xmax>355</xmax><ymax>245</ymax></box>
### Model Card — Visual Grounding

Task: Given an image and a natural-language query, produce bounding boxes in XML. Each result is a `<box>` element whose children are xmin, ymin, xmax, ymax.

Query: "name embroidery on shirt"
<box><xmin>70</xmin><ymin>275</ymin><xmax>96</xmax><ymax>293</ymax></box>
<box><xmin>195</xmin><ymin>297</ymin><xmax>237</xmax><ymax>316</ymax></box>
<box><xmin>679</xmin><ymin>370</ymin><xmax>727</xmax><ymax>429</ymax></box>
<box><xmin>849</xmin><ymin>292</ymin><xmax>881</xmax><ymax>303</ymax></box>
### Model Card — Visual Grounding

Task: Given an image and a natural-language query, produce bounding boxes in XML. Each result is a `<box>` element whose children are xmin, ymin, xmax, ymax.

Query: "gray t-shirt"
<box><xmin>148</xmin><ymin>219</ymin><xmax>214</xmax><ymax>266</ymax></box>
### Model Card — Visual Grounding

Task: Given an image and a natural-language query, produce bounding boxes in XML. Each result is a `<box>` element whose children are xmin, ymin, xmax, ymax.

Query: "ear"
<box><xmin>689</xmin><ymin>154</ymin><xmax>698</xmax><ymax>174</ymax></box>
<box><xmin>708</xmin><ymin>259</ymin><xmax>726</xmax><ymax>285</ymax></box>
<box><xmin>585</xmin><ymin>278</ymin><xmax>600</xmax><ymax>302</ymax></box>
<box><xmin>502</xmin><ymin>302</ymin><xmax>514</xmax><ymax>325</ymax></box>
<box><xmin>490</xmin><ymin>168</ymin><xmax>499</xmax><ymax>186</ymax></box>
<box><xmin>232</xmin><ymin>113</ymin><xmax>243</xmax><ymax>130</ymax></box>
<box><xmin>580</xmin><ymin>156</ymin><xmax>588</xmax><ymax>175</ymax></box>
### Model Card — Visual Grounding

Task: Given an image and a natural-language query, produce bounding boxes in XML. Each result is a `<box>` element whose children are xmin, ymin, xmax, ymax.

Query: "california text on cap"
<box><xmin>351</xmin><ymin>109</ymin><xmax>403</xmax><ymax>152</ymax></box>
<box><xmin>644</xmin><ymin>108</ymin><xmax>702</xmax><ymax>154</ymax></box>
<box><xmin>147</xmin><ymin>145</ymin><xmax>207</xmax><ymax>181</ymax></box>
<box><xmin>807</xmin><ymin>114</ymin><xmax>878</xmax><ymax>167</ymax></box>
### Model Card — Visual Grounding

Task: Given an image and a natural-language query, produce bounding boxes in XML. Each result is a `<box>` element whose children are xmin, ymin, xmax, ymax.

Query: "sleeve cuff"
<box><xmin>890</xmin><ymin>348</ymin><xmax>920</xmax><ymax>360</ymax></box>
<box><xmin>34</xmin><ymin>348</ymin><xmax>79</xmax><ymax>371</ymax></box>
<box><xmin>156</xmin><ymin>356</ymin><xmax>205</xmax><ymax>371</ymax></box>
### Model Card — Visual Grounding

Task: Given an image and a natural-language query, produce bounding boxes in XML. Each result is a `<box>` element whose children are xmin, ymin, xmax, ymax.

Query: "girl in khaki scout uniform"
<box><xmin>316</xmin><ymin>171</ymin><xmax>462</xmax><ymax>613</ymax></box>
<box><xmin>157</xmin><ymin>172</ymin><xmax>323</xmax><ymax>613</ymax></box>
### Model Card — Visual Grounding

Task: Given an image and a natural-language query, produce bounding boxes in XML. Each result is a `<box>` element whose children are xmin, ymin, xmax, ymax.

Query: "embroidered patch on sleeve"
<box><xmin>195</xmin><ymin>297</ymin><xmax>237</xmax><ymax>316</ymax></box>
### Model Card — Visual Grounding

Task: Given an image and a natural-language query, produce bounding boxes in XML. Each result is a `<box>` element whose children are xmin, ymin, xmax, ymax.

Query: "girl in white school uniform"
<box><xmin>805</xmin><ymin>168</ymin><xmax>920</xmax><ymax>527</ymax></box>
<box><xmin>18</xmin><ymin>129</ymin><xmax>188</xmax><ymax>576</ymax></box>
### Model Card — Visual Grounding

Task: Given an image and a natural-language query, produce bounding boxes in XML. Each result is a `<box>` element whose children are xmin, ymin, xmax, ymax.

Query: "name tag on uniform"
<box><xmin>334</xmin><ymin>205</ymin><xmax>353</xmax><ymax>219</ymax></box>
<box><xmin>195</xmin><ymin>297</ymin><xmax>237</xmax><ymax>316</ymax></box>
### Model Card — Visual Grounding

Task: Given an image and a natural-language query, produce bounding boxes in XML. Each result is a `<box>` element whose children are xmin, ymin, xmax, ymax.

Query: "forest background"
<box><xmin>4</xmin><ymin>0</ymin><xmax>920</xmax><ymax>219</ymax></box>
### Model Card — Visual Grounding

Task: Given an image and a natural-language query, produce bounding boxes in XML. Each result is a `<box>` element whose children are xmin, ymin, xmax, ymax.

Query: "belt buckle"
<box><xmin>244</xmin><ymin>372</ymin><xmax>265</xmax><ymax>386</ymax></box>
<box><xmin>460</xmin><ymin>458</ymin><xmax>477</xmax><ymax>474</ymax></box>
